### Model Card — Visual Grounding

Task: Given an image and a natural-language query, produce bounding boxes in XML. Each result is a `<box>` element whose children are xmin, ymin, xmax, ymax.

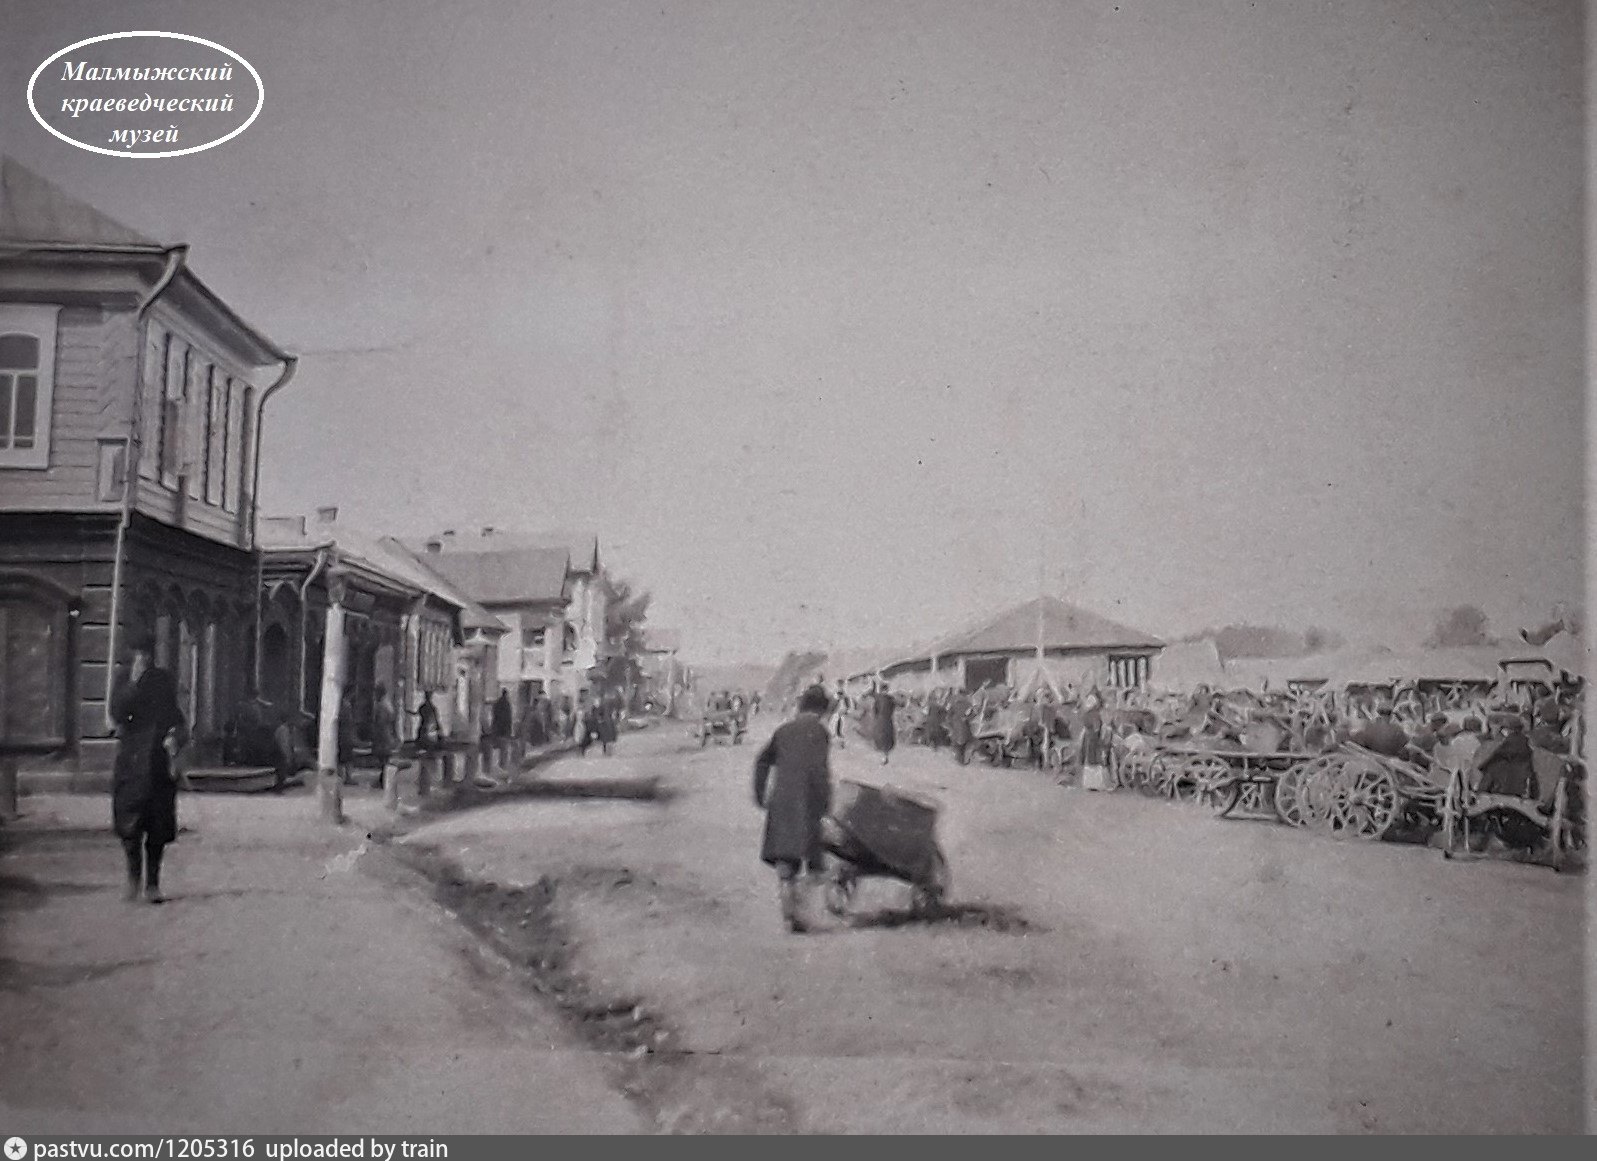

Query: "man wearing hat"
<box><xmin>1351</xmin><ymin>701</ymin><xmax>1410</xmax><ymax>758</ymax></box>
<box><xmin>752</xmin><ymin>684</ymin><xmax>835</xmax><ymax>933</ymax></box>
<box><xmin>110</xmin><ymin>632</ymin><xmax>187</xmax><ymax>903</ymax></box>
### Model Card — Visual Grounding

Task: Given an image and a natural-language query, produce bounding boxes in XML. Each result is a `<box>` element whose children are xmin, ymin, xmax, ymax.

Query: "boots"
<box><xmin>779</xmin><ymin>878</ymin><xmax>810</xmax><ymax>933</ymax></box>
<box><xmin>122</xmin><ymin>839</ymin><xmax>142</xmax><ymax>903</ymax></box>
<box><xmin>144</xmin><ymin>841</ymin><xmax>165</xmax><ymax>904</ymax></box>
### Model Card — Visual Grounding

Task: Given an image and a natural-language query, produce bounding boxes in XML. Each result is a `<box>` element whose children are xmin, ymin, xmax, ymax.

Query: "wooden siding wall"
<box><xmin>134</xmin><ymin>301</ymin><xmax>261</xmax><ymax>550</ymax></box>
<box><xmin>0</xmin><ymin>307</ymin><xmax>136</xmax><ymax>512</ymax></box>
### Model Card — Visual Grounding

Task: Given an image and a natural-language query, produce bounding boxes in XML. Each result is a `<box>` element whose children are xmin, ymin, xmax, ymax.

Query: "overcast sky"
<box><xmin>2</xmin><ymin>0</ymin><xmax>1584</xmax><ymax>665</ymax></box>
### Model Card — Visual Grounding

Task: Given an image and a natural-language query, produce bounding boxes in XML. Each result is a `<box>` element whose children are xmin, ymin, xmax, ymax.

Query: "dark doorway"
<box><xmin>963</xmin><ymin>656</ymin><xmax>1009</xmax><ymax>692</ymax></box>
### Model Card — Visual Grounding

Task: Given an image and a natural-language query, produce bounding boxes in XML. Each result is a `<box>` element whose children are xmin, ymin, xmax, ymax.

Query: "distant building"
<box><xmin>257</xmin><ymin>509</ymin><xmax>506</xmax><ymax>748</ymax></box>
<box><xmin>862</xmin><ymin>595</ymin><xmax>1165</xmax><ymax>694</ymax></box>
<box><xmin>407</xmin><ymin>528</ymin><xmax>606</xmax><ymax>711</ymax></box>
<box><xmin>0</xmin><ymin>157</ymin><xmax>293</xmax><ymax>768</ymax></box>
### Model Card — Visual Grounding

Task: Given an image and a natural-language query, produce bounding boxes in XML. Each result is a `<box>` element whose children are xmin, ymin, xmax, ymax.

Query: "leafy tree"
<box><xmin>1424</xmin><ymin>605</ymin><xmax>1496</xmax><ymax>648</ymax></box>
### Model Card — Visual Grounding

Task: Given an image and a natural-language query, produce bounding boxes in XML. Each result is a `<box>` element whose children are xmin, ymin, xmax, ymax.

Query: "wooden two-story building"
<box><xmin>0</xmin><ymin>158</ymin><xmax>294</xmax><ymax>770</ymax></box>
<box><xmin>406</xmin><ymin>528</ymin><xmax>607</xmax><ymax>717</ymax></box>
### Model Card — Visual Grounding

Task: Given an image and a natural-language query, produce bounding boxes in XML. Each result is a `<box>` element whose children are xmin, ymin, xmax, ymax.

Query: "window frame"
<box><xmin>0</xmin><ymin>304</ymin><xmax>62</xmax><ymax>470</ymax></box>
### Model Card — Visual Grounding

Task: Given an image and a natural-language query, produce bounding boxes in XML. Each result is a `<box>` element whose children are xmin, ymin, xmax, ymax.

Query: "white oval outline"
<box><xmin>27</xmin><ymin>30</ymin><xmax>264</xmax><ymax>160</ymax></box>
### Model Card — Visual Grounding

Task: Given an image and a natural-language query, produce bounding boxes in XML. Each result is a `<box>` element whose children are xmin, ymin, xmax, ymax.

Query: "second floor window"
<box><xmin>522</xmin><ymin>627</ymin><xmax>546</xmax><ymax>649</ymax></box>
<box><xmin>0</xmin><ymin>305</ymin><xmax>61</xmax><ymax>470</ymax></box>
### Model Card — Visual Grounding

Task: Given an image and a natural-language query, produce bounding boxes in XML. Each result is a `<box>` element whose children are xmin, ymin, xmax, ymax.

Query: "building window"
<box><xmin>221</xmin><ymin>378</ymin><xmax>236</xmax><ymax>513</ymax></box>
<box><xmin>522</xmin><ymin>627</ymin><xmax>545</xmax><ymax>649</ymax></box>
<box><xmin>1108</xmin><ymin>654</ymin><xmax>1149</xmax><ymax>689</ymax></box>
<box><xmin>139</xmin><ymin>325</ymin><xmax>164</xmax><ymax>481</ymax></box>
<box><xmin>160</xmin><ymin>336</ymin><xmax>184</xmax><ymax>488</ymax></box>
<box><xmin>237</xmin><ymin>385</ymin><xmax>255</xmax><ymax>517</ymax></box>
<box><xmin>0</xmin><ymin>305</ymin><xmax>61</xmax><ymax>469</ymax></box>
<box><xmin>185</xmin><ymin>353</ymin><xmax>204</xmax><ymax>499</ymax></box>
<box><xmin>205</xmin><ymin>366</ymin><xmax>225</xmax><ymax>507</ymax></box>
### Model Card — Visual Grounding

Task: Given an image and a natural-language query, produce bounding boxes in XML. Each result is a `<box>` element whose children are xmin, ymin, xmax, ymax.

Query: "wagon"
<box><xmin>821</xmin><ymin>779</ymin><xmax>951</xmax><ymax>918</ymax></box>
<box><xmin>1440</xmin><ymin>754</ymin><xmax>1585</xmax><ymax>871</ymax></box>
<box><xmin>971</xmin><ymin>707</ymin><xmax>1046</xmax><ymax>768</ymax></box>
<box><xmin>695</xmin><ymin>707</ymin><xmax>746</xmax><ymax>747</ymax></box>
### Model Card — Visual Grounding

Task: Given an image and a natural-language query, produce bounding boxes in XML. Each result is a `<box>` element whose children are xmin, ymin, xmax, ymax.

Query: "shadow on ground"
<box><xmin>842</xmin><ymin>900</ymin><xmax>1039</xmax><ymax>933</ymax></box>
<box><xmin>0</xmin><ymin>955</ymin><xmax>160</xmax><ymax>992</ymax></box>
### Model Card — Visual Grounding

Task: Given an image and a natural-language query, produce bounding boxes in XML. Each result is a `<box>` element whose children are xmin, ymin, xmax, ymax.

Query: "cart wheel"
<box><xmin>1183</xmin><ymin>755</ymin><xmax>1230</xmax><ymax>807</ymax></box>
<box><xmin>1332</xmin><ymin>757</ymin><xmax>1399</xmax><ymax>840</ymax></box>
<box><xmin>1273</xmin><ymin>762</ymin><xmax>1312</xmax><ymax>828</ymax></box>
<box><xmin>1298</xmin><ymin>755</ymin><xmax>1346</xmax><ymax>831</ymax></box>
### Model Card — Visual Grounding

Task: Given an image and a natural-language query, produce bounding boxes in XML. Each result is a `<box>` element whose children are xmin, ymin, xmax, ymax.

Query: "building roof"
<box><xmin>259</xmin><ymin>515</ymin><xmax>478</xmax><ymax>618</ymax></box>
<box><xmin>0</xmin><ymin>157</ymin><xmax>290</xmax><ymax>366</ymax></box>
<box><xmin>0</xmin><ymin>155</ymin><xmax>158</xmax><ymax>247</ymax></box>
<box><xmin>380</xmin><ymin>540</ymin><xmax>506</xmax><ymax>634</ymax></box>
<box><xmin>917</xmin><ymin>595</ymin><xmax>1164</xmax><ymax>660</ymax></box>
<box><xmin>1319</xmin><ymin>646</ymin><xmax>1509</xmax><ymax>689</ymax></box>
<box><xmin>412</xmin><ymin>528</ymin><xmax>601</xmax><ymax>575</ymax></box>
<box><xmin>413</xmin><ymin>546</ymin><xmax>571</xmax><ymax>606</ymax></box>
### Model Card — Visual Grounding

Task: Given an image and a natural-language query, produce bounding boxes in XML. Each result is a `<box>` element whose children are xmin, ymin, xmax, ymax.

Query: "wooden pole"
<box><xmin>316</xmin><ymin>567</ymin><xmax>348</xmax><ymax>824</ymax></box>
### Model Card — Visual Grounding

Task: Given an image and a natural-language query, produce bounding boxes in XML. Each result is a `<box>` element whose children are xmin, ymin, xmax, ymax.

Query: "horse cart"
<box><xmin>695</xmin><ymin>705</ymin><xmax>747</xmax><ymax>747</ymax></box>
<box><xmin>821</xmin><ymin>779</ymin><xmax>951</xmax><ymax>918</ymax></box>
<box><xmin>1439</xmin><ymin>751</ymin><xmax>1585</xmax><ymax>871</ymax></box>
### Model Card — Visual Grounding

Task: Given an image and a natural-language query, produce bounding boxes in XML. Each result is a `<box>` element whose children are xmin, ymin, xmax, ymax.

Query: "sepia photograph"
<box><xmin>0</xmin><ymin>0</ymin><xmax>1589</xmax><ymax>1138</ymax></box>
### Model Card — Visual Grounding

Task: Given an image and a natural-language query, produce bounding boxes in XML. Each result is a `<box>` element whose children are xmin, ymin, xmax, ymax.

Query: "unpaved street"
<box><xmin>399</xmin><ymin>723</ymin><xmax>1588</xmax><ymax>1133</ymax></box>
<box><xmin>0</xmin><ymin>793</ymin><xmax>644</xmax><ymax>1135</ymax></box>
<box><xmin>2</xmin><ymin>724</ymin><xmax>1586</xmax><ymax>1134</ymax></box>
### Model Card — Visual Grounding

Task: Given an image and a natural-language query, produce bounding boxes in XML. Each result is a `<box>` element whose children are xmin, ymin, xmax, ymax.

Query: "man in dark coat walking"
<box><xmin>753</xmin><ymin>684</ymin><xmax>834</xmax><ymax>933</ymax></box>
<box><xmin>110</xmin><ymin>634</ymin><xmax>187</xmax><ymax>904</ymax></box>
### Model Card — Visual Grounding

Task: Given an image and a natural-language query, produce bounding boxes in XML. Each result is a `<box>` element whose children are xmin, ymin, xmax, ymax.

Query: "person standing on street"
<box><xmin>110</xmin><ymin>633</ymin><xmax>187</xmax><ymax>904</ymax></box>
<box><xmin>948</xmin><ymin>689</ymin><xmax>973</xmax><ymax>765</ymax></box>
<box><xmin>371</xmin><ymin>684</ymin><xmax>398</xmax><ymax>790</ymax></box>
<box><xmin>753</xmin><ymin>684</ymin><xmax>835</xmax><ymax>933</ymax></box>
<box><xmin>871</xmin><ymin>683</ymin><xmax>897</xmax><ymax>765</ymax></box>
<box><xmin>831</xmin><ymin>681</ymin><xmax>850</xmax><ymax>749</ymax></box>
<box><xmin>491</xmin><ymin>689</ymin><xmax>515</xmax><ymax>770</ymax></box>
<box><xmin>415</xmin><ymin>691</ymin><xmax>443</xmax><ymax>751</ymax></box>
<box><xmin>596</xmin><ymin>693</ymin><xmax>620</xmax><ymax>756</ymax></box>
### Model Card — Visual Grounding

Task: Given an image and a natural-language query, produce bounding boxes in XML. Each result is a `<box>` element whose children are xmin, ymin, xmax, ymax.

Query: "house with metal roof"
<box><xmin>257</xmin><ymin>508</ymin><xmax>509</xmax><ymax>762</ymax></box>
<box><xmin>407</xmin><ymin>529</ymin><xmax>601</xmax><ymax>711</ymax></box>
<box><xmin>859</xmin><ymin>595</ymin><xmax>1165</xmax><ymax>693</ymax></box>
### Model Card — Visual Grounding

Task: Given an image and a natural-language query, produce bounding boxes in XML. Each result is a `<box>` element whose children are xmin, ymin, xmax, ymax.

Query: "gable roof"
<box><xmin>414</xmin><ymin>546</ymin><xmax>571</xmax><ymax>606</ymax></box>
<box><xmin>409</xmin><ymin>528</ymin><xmax>600</xmax><ymax>575</ymax></box>
<box><xmin>924</xmin><ymin>595</ymin><xmax>1164</xmax><ymax>658</ymax></box>
<box><xmin>259</xmin><ymin>516</ymin><xmax>474</xmax><ymax>614</ymax></box>
<box><xmin>0</xmin><ymin>156</ymin><xmax>159</xmax><ymax>247</ymax></box>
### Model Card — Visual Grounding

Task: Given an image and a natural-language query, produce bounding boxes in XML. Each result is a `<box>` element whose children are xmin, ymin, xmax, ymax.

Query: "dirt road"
<box><xmin>0</xmin><ymin>793</ymin><xmax>644</xmax><ymax>1134</ymax></box>
<box><xmin>399</xmin><ymin>722</ymin><xmax>1587</xmax><ymax>1133</ymax></box>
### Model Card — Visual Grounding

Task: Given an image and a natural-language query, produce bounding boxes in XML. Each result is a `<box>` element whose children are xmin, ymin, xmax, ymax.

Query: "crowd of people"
<box><xmin>793</xmin><ymin>673</ymin><xmax>1586</xmax><ymax>802</ymax></box>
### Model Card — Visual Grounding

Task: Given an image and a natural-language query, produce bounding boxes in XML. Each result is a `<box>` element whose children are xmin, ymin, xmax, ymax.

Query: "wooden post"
<box><xmin>382</xmin><ymin>761</ymin><xmax>400</xmax><ymax>812</ymax></box>
<box><xmin>316</xmin><ymin>567</ymin><xmax>348</xmax><ymax>824</ymax></box>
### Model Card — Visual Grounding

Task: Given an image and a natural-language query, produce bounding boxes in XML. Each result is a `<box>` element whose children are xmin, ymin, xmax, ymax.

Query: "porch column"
<box><xmin>316</xmin><ymin>566</ymin><xmax>349</xmax><ymax>824</ymax></box>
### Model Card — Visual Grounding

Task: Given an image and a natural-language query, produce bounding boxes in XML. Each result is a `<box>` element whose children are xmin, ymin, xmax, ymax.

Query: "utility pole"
<box><xmin>316</xmin><ymin>565</ymin><xmax>348</xmax><ymax>824</ymax></box>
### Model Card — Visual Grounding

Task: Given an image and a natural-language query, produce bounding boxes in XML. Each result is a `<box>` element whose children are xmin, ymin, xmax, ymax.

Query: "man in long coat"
<box><xmin>867</xmin><ymin>683</ymin><xmax>896</xmax><ymax>765</ymax></box>
<box><xmin>111</xmin><ymin>633</ymin><xmax>187</xmax><ymax>904</ymax></box>
<box><xmin>753</xmin><ymin>684</ymin><xmax>834</xmax><ymax>933</ymax></box>
<box><xmin>948</xmin><ymin>689</ymin><xmax>974</xmax><ymax>764</ymax></box>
